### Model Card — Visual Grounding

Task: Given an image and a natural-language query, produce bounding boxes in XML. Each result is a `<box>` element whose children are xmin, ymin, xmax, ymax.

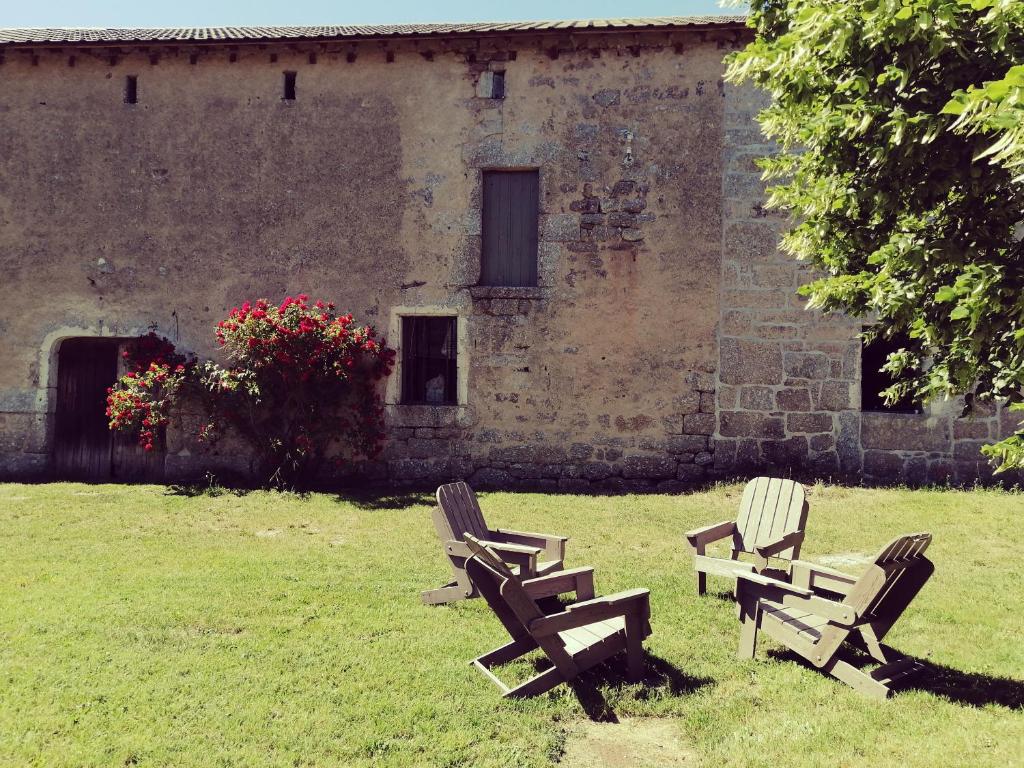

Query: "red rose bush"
<box><xmin>107</xmin><ymin>296</ymin><xmax>394</xmax><ymax>487</ymax></box>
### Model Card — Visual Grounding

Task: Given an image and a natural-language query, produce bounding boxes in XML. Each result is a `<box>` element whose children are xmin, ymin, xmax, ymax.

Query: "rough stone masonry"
<box><xmin>0</xmin><ymin>17</ymin><xmax>1018</xmax><ymax>488</ymax></box>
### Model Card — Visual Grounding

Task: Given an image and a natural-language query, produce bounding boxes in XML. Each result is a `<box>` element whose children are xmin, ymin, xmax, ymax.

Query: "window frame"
<box><xmin>385</xmin><ymin>308</ymin><xmax>468</xmax><ymax>408</ymax></box>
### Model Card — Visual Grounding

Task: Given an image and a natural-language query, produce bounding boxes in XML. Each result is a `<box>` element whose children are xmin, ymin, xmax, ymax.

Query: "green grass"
<box><xmin>0</xmin><ymin>482</ymin><xmax>1021</xmax><ymax>767</ymax></box>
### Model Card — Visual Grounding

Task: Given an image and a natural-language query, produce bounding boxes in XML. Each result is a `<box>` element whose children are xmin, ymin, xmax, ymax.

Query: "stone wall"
<box><xmin>0</xmin><ymin>27</ymin><xmax>734</xmax><ymax>490</ymax></box>
<box><xmin>713</xmin><ymin>82</ymin><xmax>1022</xmax><ymax>487</ymax></box>
<box><xmin>0</xmin><ymin>27</ymin><xmax>1017</xmax><ymax>489</ymax></box>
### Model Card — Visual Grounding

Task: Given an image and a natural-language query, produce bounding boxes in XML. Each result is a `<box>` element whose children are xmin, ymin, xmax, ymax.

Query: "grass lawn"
<box><xmin>0</xmin><ymin>482</ymin><xmax>1022</xmax><ymax>767</ymax></box>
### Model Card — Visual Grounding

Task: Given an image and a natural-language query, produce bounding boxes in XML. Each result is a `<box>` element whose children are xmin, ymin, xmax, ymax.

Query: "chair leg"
<box><xmin>822</xmin><ymin>657</ymin><xmax>891</xmax><ymax>700</ymax></box>
<box><xmin>624</xmin><ymin>613</ymin><xmax>646</xmax><ymax>682</ymax></box>
<box><xmin>421</xmin><ymin>571</ymin><xmax>476</xmax><ymax>605</ymax></box>
<box><xmin>504</xmin><ymin>666</ymin><xmax>568</xmax><ymax>699</ymax></box>
<box><xmin>696</xmin><ymin>570</ymin><xmax>707</xmax><ymax>596</ymax></box>
<box><xmin>737</xmin><ymin>594</ymin><xmax>760</xmax><ymax>659</ymax></box>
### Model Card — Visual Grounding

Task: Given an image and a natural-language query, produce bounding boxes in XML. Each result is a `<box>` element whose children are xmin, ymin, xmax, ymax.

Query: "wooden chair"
<box><xmin>463</xmin><ymin>533</ymin><xmax>652</xmax><ymax>698</ymax></box>
<box><xmin>422</xmin><ymin>481</ymin><xmax>568</xmax><ymax>605</ymax></box>
<box><xmin>735</xmin><ymin>532</ymin><xmax>934</xmax><ymax>699</ymax></box>
<box><xmin>685</xmin><ymin>477</ymin><xmax>809</xmax><ymax>595</ymax></box>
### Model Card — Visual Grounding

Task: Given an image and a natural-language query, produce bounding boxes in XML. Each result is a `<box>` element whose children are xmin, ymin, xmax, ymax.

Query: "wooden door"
<box><xmin>53</xmin><ymin>338</ymin><xmax>118</xmax><ymax>480</ymax></box>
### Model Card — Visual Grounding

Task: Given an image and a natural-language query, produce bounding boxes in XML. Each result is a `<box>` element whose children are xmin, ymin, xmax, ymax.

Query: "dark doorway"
<box><xmin>53</xmin><ymin>337</ymin><xmax>165</xmax><ymax>482</ymax></box>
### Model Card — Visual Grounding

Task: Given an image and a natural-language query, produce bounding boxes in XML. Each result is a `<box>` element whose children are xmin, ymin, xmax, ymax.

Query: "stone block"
<box><xmin>539</xmin><ymin>214</ymin><xmax>579</xmax><ymax>242</ymax></box>
<box><xmin>469</xmin><ymin>467</ymin><xmax>513</xmax><ymax>487</ymax></box>
<box><xmin>861</xmin><ymin>412</ymin><xmax>950</xmax><ymax>452</ymax></box>
<box><xmin>809</xmin><ymin>433</ymin><xmax>835</xmax><ymax>452</ymax></box>
<box><xmin>784</xmin><ymin>351</ymin><xmax>830</xmax><ymax>380</ymax></box>
<box><xmin>953</xmin><ymin>439</ymin><xmax>987</xmax><ymax>460</ymax></box>
<box><xmin>676</xmin><ymin>463</ymin><xmax>706</xmax><ymax>482</ymax></box>
<box><xmin>719</xmin><ymin>411</ymin><xmax>784</xmax><ymax>439</ymax></box>
<box><xmin>489</xmin><ymin>445</ymin><xmax>568</xmax><ymax>464</ymax></box>
<box><xmin>621</xmin><ymin>456</ymin><xmax>676</xmax><ymax>480</ymax></box>
<box><xmin>786</xmin><ymin>412</ymin><xmax>833</xmax><ymax>433</ymax></box>
<box><xmin>568</xmin><ymin>443</ymin><xmax>594</xmax><ymax>461</ymax></box>
<box><xmin>762</xmin><ymin>436</ymin><xmax>808</xmax><ymax>466</ymax></box>
<box><xmin>953</xmin><ymin>419</ymin><xmax>990</xmax><ymax>440</ymax></box>
<box><xmin>836</xmin><ymin>410</ymin><xmax>861</xmax><ymax>472</ymax></box>
<box><xmin>818</xmin><ymin>380</ymin><xmax>855</xmax><ymax>411</ymax></box>
<box><xmin>693</xmin><ymin>451</ymin><xmax>714</xmax><ymax>466</ymax></box>
<box><xmin>683</xmin><ymin>413</ymin><xmax>716</xmax><ymax>435</ymax></box>
<box><xmin>862</xmin><ymin>450</ymin><xmax>905</xmax><ymax>478</ymax></box>
<box><xmin>720</xmin><ymin>338</ymin><xmax>784</xmax><ymax>385</ymax></box>
<box><xmin>739</xmin><ymin>386</ymin><xmax>775</xmax><ymax>411</ymax></box>
<box><xmin>666</xmin><ymin>434</ymin><xmax>708</xmax><ymax>454</ymax></box>
<box><xmin>776</xmin><ymin>387</ymin><xmax>812</xmax><ymax>412</ymax></box>
<box><xmin>581</xmin><ymin>462</ymin><xmax>614</xmax><ymax>481</ymax></box>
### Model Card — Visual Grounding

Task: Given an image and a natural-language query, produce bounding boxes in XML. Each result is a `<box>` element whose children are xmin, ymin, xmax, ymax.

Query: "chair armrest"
<box><xmin>753</xmin><ymin>530</ymin><xmax>804</xmax><ymax>559</ymax></box>
<box><xmin>530</xmin><ymin>588</ymin><xmax>650</xmax><ymax>636</ymax></box>
<box><xmin>685</xmin><ymin>520</ymin><xmax>736</xmax><ymax>556</ymax></box>
<box><xmin>736</xmin><ymin>571</ymin><xmax>856</xmax><ymax>625</ymax></box>
<box><xmin>790</xmin><ymin>559</ymin><xmax>858</xmax><ymax>594</ymax></box>
<box><xmin>494</xmin><ymin>528</ymin><xmax>568</xmax><ymax>561</ymax></box>
<box><xmin>445</xmin><ymin>539</ymin><xmax>540</xmax><ymax>573</ymax></box>
<box><xmin>521</xmin><ymin>566</ymin><xmax>595</xmax><ymax>601</ymax></box>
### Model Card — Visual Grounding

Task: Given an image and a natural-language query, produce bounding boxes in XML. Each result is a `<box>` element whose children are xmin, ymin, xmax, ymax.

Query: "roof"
<box><xmin>0</xmin><ymin>16</ymin><xmax>748</xmax><ymax>47</ymax></box>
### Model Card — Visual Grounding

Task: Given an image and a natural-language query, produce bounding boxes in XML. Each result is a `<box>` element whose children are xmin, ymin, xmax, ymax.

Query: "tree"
<box><xmin>107</xmin><ymin>296</ymin><xmax>395</xmax><ymax>488</ymax></box>
<box><xmin>725</xmin><ymin>0</ymin><xmax>1024</xmax><ymax>471</ymax></box>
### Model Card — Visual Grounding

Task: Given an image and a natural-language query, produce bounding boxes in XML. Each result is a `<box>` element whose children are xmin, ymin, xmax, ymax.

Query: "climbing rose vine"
<box><xmin>107</xmin><ymin>296</ymin><xmax>395</xmax><ymax>488</ymax></box>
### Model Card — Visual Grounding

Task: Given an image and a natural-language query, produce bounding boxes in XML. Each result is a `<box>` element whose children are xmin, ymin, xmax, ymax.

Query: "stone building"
<box><xmin>0</xmin><ymin>16</ymin><xmax>1017</xmax><ymax>488</ymax></box>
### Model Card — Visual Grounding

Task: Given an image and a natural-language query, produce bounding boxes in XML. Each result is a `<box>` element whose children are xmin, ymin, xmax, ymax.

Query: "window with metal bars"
<box><xmin>401</xmin><ymin>316</ymin><xmax>458</xmax><ymax>405</ymax></box>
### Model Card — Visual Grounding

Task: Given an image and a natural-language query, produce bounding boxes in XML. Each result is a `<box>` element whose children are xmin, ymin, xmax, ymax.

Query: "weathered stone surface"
<box><xmin>676</xmin><ymin>463</ymin><xmax>706</xmax><ymax>482</ymax></box>
<box><xmin>719</xmin><ymin>338</ymin><xmax>784</xmax><ymax>385</ymax></box>
<box><xmin>762</xmin><ymin>436</ymin><xmax>808</xmax><ymax>466</ymax></box>
<box><xmin>621</xmin><ymin>456</ymin><xmax>676</xmax><ymax>480</ymax></box>
<box><xmin>784</xmin><ymin>352</ymin><xmax>830</xmax><ymax>380</ymax></box>
<box><xmin>786</xmin><ymin>412</ymin><xmax>833</xmax><ymax>433</ymax></box>
<box><xmin>666</xmin><ymin>434</ymin><xmax>708</xmax><ymax>454</ymax></box>
<box><xmin>739</xmin><ymin>386</ymin><xmax>775</xmax><ymax>411</ymax></box>
<box><xmin>683</xmin><ymin>413</ymin><xmax>716</xmax><ymax>435</ymax></box>
<box><xmin>776</xmin><ymin>387</ymin><xmax>811</xmax><ymax>412</ymax></box>
<box><xmin>469</xmin><ymin>467</ymin><xmax>514</xmax><ymax>487</ymax></box>
<box><xmin>489</xmin><ymin>445</ymin><xmax>568</xmax><ymax>464</ymax></box>
<box><xmin>719</xmin><ymin>411</ymin><xmax>785</xmax><ymax>439</ymax></box>
<box><xmin>861</xmin><ymin>413</ymin><xmax>950</xmax><ymax>452</ymax></box>
<box><xmin>818</xmin><ymin>381</ymin><xmax>854</xmax><ymax>411</ymax></box>
<box><xmin>863</xmin><ymin>450</ymin><xmax>905</xmax><ymax>478</ymax></box>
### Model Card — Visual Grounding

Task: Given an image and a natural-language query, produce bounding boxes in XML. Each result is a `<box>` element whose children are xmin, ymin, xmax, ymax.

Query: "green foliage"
<box><xmin>726</xmin><ymin>0</ymin><xmax>1024</xmax><ymax>470</ymax></box>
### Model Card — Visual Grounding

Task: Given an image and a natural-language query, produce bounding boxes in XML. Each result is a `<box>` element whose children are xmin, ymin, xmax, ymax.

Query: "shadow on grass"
<box><xmin>765</xmin><ymin>648</ymin><xmax>1024</xmax><ymax>710</ymax></box>
<box><xmin>335</xmin><ymin>490</ymin><xmax>436</xmax><ymax>510</ymax></box>
<box><xmin>568</xmin><ymin>654</ymin><xmax>714</xmax><ymax>722</ymax></box>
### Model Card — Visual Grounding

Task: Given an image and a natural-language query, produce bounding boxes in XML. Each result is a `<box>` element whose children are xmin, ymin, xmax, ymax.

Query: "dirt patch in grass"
<box><xmin>559</xmin><ymin>718</ymin><xmax>696</xmax><ymax>767</ymax></box>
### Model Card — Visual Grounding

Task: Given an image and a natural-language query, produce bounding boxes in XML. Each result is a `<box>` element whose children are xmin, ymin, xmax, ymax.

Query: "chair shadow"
<box><xmin>567</xmin><ymin>653</ymin><xmax>714</xmax><ymax>722</ymax></box>
<box><xmin>765</xmin><ymin>648</ymin><xmax>1024</xmax><ymax>710</ymax></box>
<box><xmin>335</xmin><ymin>490</ymin><xmax>435</xmax><ymax>510</ymax></box>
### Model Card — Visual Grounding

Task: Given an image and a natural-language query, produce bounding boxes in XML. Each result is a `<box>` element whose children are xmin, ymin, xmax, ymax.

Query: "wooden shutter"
<box><xmin>481</xmin><ymin>170</ymin><xmax>539</xmax><ymax>287</ymax></box>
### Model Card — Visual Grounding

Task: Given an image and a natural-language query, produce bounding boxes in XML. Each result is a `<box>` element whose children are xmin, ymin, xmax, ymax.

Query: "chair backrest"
<box><xmin>434</xmin><ymin>482</ymin><xmax>489</xmax><ymax>542</ymax></box>
<box><xmin>845</xmin><ymin>532</ymin><xmax>934</xmax><ymax>627</ymax></box>
<box><xmin>463</xmin><ymin>535</ymin><xmax>576</xmax><ymax>671</ymax></box>
<box><xmin>734</xmin><ymin>477</ymin><xmax>809</xmax><ymax>558</ymax></box>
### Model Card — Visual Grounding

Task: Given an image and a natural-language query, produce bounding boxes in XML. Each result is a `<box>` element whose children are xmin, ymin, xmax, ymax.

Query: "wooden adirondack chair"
<box><xmin>735</xmin><ymin>532</ymin><xmax>934</xmax><ymax>699</ymax></box>
<box><xmin>421</xmin><ymin>482</ymin><xmax>569</xmax><ymax>605</ymax></box>
<box><xmin>685</xmin><ymin>477</ymin><xmax>809</xmax><ymax>595</ymax></box>
<box><xmin>463</xmin><ymin>533</ymin><xmax>652</xmax><ymax>698</ymax></box>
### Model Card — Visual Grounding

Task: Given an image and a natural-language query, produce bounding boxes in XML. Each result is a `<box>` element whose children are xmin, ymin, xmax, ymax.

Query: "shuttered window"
<box><xmin>401</xmin><ymin>316</ymin><xmax>458</xmax><ymax>405</ymax></box>
<box><xmin>480</xmin><ymin>170</ymin><xmax>539</xmax><ymax>287</ymax></box>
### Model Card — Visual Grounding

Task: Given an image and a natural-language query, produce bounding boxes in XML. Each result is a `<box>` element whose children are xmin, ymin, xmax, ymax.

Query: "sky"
<box><xmin>0</xmin><ymin>1</ymin><xmax>744</xmax><ymax>28</ymax></box>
